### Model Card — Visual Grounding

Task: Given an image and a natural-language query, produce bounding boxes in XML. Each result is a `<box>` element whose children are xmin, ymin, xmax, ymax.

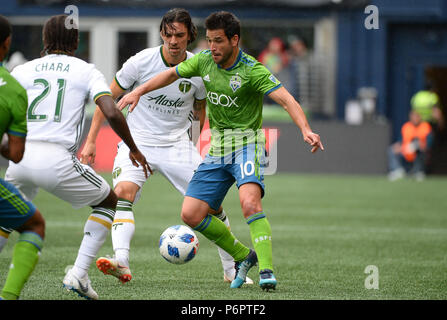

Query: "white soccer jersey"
<box><xmin>11</xmin><ymin>54</ymin><xmax>111</xmax><ymax>152</ymax></box>
<box><xmin>115</xmin><ymin>46</ymin><xmax>206</xmax><ymax>146</ymax></box>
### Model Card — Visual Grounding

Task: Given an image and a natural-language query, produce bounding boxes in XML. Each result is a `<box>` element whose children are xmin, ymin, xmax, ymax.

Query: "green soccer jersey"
<box><xmin>0</xmin><ymin>64</ymin><xmax>28</xmax><ymax>139</ymax></box>
<box><xmin>176</xmin><ymin>49</ymin><xmax>282</xmax><ymax>156</ymax></box>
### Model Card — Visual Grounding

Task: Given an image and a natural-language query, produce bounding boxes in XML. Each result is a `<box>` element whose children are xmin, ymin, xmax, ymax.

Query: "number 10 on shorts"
<box><xmin>240</xmin><ymin>161</ymin><xmax>255</xmax><ymax>179</ymax></box>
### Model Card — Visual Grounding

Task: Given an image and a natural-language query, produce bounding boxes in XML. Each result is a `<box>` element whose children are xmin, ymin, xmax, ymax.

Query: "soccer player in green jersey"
<box><xmin>117</xmin><ymin>11</ymin><xmax>324</xmax><ymax>291</ymax></box>
<box><xmin>0</xmin><ymin>15</ymin><xmax>46</xmax><ymax>300</ymax></box>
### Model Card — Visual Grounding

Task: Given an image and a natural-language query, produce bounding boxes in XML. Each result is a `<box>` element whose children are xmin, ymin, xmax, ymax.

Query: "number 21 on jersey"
<box><xmin>28</xmin><ymin>78</ymin><xmax>67</xmax><ymax>122</ymax></box>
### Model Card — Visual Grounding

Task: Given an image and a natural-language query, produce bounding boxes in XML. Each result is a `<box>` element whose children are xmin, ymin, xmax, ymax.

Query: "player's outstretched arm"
<box><xmin>80</xmin><ymin>80</ymin><xmax>126</xmax><ymax>165</ymax></box>
<box><xmin>0</xmin><ymin>134</ymin><xmax>25</xmax><ymax>163</ymax></box>
<box><xmin>79</xmin><ymin>106</ymin><xmax>104</xmax><ymax>165</ymax></box>
<box><xmin>268</xmin><ymin>86</ymin><xmax>324</xmax><ymax>153</ymax></box>
<box><xmin>96</xmin><ymin>94</ymin><xmax>152</xmax><ymax>178</ymax></box>
<box><xmin>117</xmin><ymin>67</ymin><xmax>179</xmax><ymax>112</ymax></box>
<box><xmin>193</xmin><ymin>99</ymin><xmax>207</xmax><ymax>132</ymax></box>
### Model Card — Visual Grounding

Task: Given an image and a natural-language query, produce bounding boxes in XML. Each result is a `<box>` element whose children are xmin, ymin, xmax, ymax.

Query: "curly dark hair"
<box><xmin>41</xmin><ymin>14</ymin><xmax>78</xmax><ymax>56</ymax></box>
<box><xmin>205</xmin><ymin>11</ymin><xmax>240</xmax><ymax>42</ymax></box>
<box><xmin>0</xmin><ymin>15</ymin><xmax>12</xmax><ymax>44</ymax></box>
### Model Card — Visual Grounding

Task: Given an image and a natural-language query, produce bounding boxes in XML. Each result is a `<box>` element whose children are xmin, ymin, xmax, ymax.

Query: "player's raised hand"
<box><xmin>117</xmin><ymin>90</ymin><xmax>142</xmax><ymax>112</ymax></box>
<box><xmin>303</xmin><ymin>130</ymin><xmax>324</xmax><ymax>153</ymax></box>
<box><xmin>128</xmin><ymin>149</ymin><xmax>153</xmax><ymax>179</ymax></box>
<box><xmin>79</xmin><ymin>141</ymin><xmax>96</xmax><ymax>165</ymax></box>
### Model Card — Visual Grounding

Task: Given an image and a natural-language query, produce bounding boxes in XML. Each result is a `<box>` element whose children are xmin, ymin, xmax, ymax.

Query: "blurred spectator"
<box><xmin>388</xmin><ymin>110</ymin><xmax>433</xmax><ymax>181</ymax></box>
<box><xmin>288</xmin><ymin>36</ymin><xmax>309</xmax><ymax>100</ymax></box>
<box><xmin>287</xmin><ymin>35</ymin><xmax>325</xmax><ymax>115</ymax></box>
<box><xmin>258</xmin><ymin>37</ymin><xmax>290</xmax><ymax>105</ymax></box>
<box><xmin>411</xmin><ymin>86</ymin><xmax>444</xmax><ymax>132</ymax></box>
<box><xmin>258</xmin><ymin>37</ymin><xmax>289</xmax><ymax>75</ymax></box>
<box><xmin>192</xmin><ymin>38</ymin><xmax>208</xmax><ymax>54</ymax></box>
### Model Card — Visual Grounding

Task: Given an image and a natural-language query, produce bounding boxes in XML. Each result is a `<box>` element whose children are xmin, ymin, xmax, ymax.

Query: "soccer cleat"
<box><xmin>96</xmin><ymin>256</ymin><xmax>132</xmax><ymax>284</ymax></box>
<box><xmin>230</xmin><ymin>249</ymin><xmax>258</xmax><ymax>288</ymax></box>
<box><xmin>259</xmin><ymin>269</ymin><xmax>277</xmax><ymax>291</ymax></box>
<box><xmin>224</xmin><ymin>269</ymin><xmax>254</xmax><ymax>284</ymax></box>
<box><xmin>388</xmin><ymin>168</ymin><xmax>405</xmax><ymax>181</ymax></box>
<box><xmin>63</xmin><ymin>267</ymin><xmax>98</xmax><ymax>300</ymax></box>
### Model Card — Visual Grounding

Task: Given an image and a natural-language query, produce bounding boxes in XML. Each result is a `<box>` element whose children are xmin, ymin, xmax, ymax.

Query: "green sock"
<box><xmin>1</xmin><ymin>232</ymin><xmax>43</xmax><ymax>300</ymax></box>
<box><xmin>194</xmin><ymin>214</ymin><xmax>250</xmax><ymax>262</ymax></box>
<box><xmin>247</xmin><ymin>212</ymin><xmax>273</xmax><ymax>272</ymax></box>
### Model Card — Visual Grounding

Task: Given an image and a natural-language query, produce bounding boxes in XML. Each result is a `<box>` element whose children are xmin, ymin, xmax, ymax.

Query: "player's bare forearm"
<box><xmin>193</xmin><ymin>99</ymin><xmax>207</xmax><ymax>132</ymax></box>
<box><xmin>269</xmin><ymin>86</ymin><xmax>324</xmax><ymax>152</ymax></box>
<box><xmin>86</xmin><ymin>80</ymin><xmax>125</xmax><ymax>144</ymax></box>
<box><xmin>85</xmin><ymin>107</ymin><xmax>106</xmax><ymax>144</ymax></box>
<box><xmin>269</xmin><ymin>87</ymin><xmax>310</xmax><ymax>133</ymax></box>
<box><xmin>118</xmin><ymin>67</ymin><xmax>179</xmax><ymax>111</ymax></box>
<box><xmin>1</xmin><ymin>134</ymin><xmax>25</xmax><ymax>163</ymax></box>
<box><xmin>96</xmin><ymin>95</ymin><xmax>138</xmax><ymax>153</ymax></box>
<box><xmin>135</xmin><ymin>67</ymin><xmax>179</xmax><ymax>96</ymax></box>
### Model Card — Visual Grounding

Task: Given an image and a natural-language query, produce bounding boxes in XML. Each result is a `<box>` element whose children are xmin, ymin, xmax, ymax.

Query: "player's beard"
<box><xmin>214</xmin><ymin>47</ymin><xmax>233</xmax><ymax>67</ymax></box>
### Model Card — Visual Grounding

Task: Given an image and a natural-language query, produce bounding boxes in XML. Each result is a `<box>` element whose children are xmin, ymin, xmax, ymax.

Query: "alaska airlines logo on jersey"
<box><xmin>207</xmin><ymin>91</ymin><xmax>239</xmax><ymax>108</ymax></box>
<box><xmin>178</xmin><ymin>80</ymin><xmax>191</xmax><ymax>93</ymax></box>
<box><xmin>0</xmin><ymin>77</ymin><xmax>6</xmax><ymax>87</ymax></box>
<box><xmin>145</xmin><ymin>94</ymin><xmax>185</xmax><ymax>108</ymax></box>
<box><xmin>229</xmin><ymin>74</ymin><xmax>242</xmax><ymax>93</ymax></box>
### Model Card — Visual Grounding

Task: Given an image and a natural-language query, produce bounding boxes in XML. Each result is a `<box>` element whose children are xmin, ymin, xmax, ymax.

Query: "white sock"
<box><xmin>72</xmin><ymin>207</ymin><xmax>114</xmax><ymax>279</ymax></box>
<box><xmin>214</xmin><ymin>210</ymin><xmax>235</xmax><ymax>275</ymax></box>
<box><xmin>0</xmin><ymin>227</ymin><xmax>12</xmax><ymax>253</ymax></box>
<box><xmin>112</xmin><ymin>199</ymin><xmax>135</xmax><ymax>268</ymax></box>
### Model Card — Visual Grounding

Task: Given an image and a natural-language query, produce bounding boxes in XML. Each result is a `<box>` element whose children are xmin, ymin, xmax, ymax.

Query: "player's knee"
<box><xmin>114</xmin><ymin>182</ymin><xmax>138</xmax><ymax>202</ymax></box>
<box><xmin>181</xmin><ymin>209</ymin><xmax>197</xmax><ymax>228</ymax></box>
<box><xmin>33</xmin><ymin>209</ymin><xmax>46</xmax><ymax>239</ymax></box>
<box><xmin>96</xmin><ymin>189</ymin><xmax>118</xmax><ymax>209</ymax></box>
<box><xmin>19</xmin><ymin>209</ymin><xmax>45</xmax><ymax>239</ymax></box>
<box><xmin>240</xmin><ymin>197</ymin><xmax>262</xmax><ymax>219</ymax></box>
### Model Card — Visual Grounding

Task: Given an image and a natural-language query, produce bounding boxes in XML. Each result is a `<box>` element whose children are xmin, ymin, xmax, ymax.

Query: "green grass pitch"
<box><xmin>1</xmin><ymin>171</ymin><xmax>446</xmax><ymax>300</ymax></box>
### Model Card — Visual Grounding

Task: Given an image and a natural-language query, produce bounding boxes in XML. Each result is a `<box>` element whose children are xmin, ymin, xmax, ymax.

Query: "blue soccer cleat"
<box><xmin>259</xmin><ymin>269</ymin><xmax>277</xmax><ymax>291</ymax></box>
<box><xmin>230</xmin><ymin>249</ymin><xmax>257</xmax><ymax>288</ymax></box>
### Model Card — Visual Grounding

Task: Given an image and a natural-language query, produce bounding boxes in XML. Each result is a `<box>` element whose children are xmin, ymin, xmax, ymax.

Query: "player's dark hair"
<box><xmin>160</xmin><ymin>8</ymin><xmax>197</xmax><ymax>45</ymax></box>
<box><xmin>41</xmin><ymin>14</ymin><xmax>78</xmax><ymax>56</ymax></box>
<box><xmin>205</xmin><ymin>11</ymin><xmax>240</xmax><ymax>42</ymax></box>
<box><xmin>0</xmin><ymin>15</ymin><xmax>12</xmax><ymax>44</ymax></box>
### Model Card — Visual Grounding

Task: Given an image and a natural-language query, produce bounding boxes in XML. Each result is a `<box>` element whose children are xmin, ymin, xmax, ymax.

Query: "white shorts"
<box><xmin>112</xmin><ymin>139</ymin><xmax>202</xmax><ymax>203</ymax></box>
<box><xmin>5</xmin><ymin>141</ymin><xmax>110</xmax><ymax>209</ymax></box>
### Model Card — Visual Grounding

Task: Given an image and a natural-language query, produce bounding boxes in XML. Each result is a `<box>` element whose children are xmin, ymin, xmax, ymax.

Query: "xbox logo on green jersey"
<box><xmin>178</xmin><ymin>80</ymin><xmax>191</xmax><ymax>93</ymax></box>
<box><xmin>207</xmin><ymin>91</ymin><xmax>240</xmax><ymax>108</ymax></box>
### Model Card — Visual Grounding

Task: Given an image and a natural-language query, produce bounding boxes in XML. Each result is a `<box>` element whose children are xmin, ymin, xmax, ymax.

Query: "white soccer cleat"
<box><xmin>63</xmin><ymin>267</ymin><xmax>98</xmax><ymax>300</ymax></box>
<box><xmin>388</xmin><ymin>168</ymin><xmax>405</xmax><ymax>181</ymax></box>
<box><xmin>96</xmin><ymin>256</ymin><xmax>132</xmax><ymax>284</ymax></box>
<box><xmin>224</xmin><ymin>268</ymin><xmax>254</xmax><ymax>285</ymax></box>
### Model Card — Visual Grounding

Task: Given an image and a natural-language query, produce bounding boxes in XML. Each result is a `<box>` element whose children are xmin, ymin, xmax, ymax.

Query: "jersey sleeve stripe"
<box><xmin>114</xmin><ymin>76</ymin><xmax>128</xmax><ymax>90</ymax></box>
<box><xmin>93</xmin><ymin>91</ymin><xmax>112</xmax><ymax>102</ymax></box>
<box><xmin>7</xmin><ymin>129</ymin><xmax>26</xmax><ymax>138</ymax></box>
<box><xmin>175</xmin><ymin>65</ymin><xmax>183</xmax><ymax>78</ymax></box>
<box><xmin>265</xmin><ymin>83</ymin><xmax>283</xmax><ymax>96</ymax></box>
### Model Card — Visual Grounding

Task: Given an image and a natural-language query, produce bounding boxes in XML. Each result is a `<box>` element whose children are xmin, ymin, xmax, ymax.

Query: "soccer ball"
<box><xmin>159</xmin><ymin>225</ymin><xmax>199</xmax><ymax>264</ymax></box>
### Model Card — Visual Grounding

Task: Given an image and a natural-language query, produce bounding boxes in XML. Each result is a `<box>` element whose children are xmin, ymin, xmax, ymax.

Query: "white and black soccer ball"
<box><xmin>159</xmin><ymin>225</ymin><xmax>199</xmax><ymax>264</ymax></box>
